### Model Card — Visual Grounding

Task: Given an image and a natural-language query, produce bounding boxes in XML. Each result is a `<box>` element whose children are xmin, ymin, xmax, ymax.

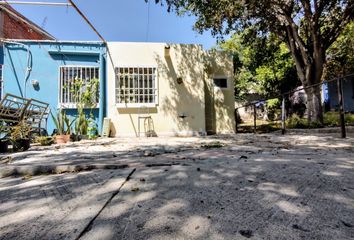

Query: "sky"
<box><xmin>11</xmin><ymin>0</ymin><xmax>219</xmax><ymax>49</ymax></box>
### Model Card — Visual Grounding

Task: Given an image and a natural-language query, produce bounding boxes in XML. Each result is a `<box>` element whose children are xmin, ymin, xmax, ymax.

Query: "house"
<box><xmin>0</xmin><ymin>4</ymin><xmax>54</xmax><ymax>40</ymax></box>
<box><xmin>106</xmin><ymin>42</ymin><xmax>235</xmax><ymax>137</ymax></box>
<box><xmin>0</xmin><ymin>4</ymin><xmax>55</xmax><ymax>98</ymax></box>
<box><xmin>325</xmin><ymin>76</ymin><xmax>354</xmax><ymax>112</ymax></box>
<box><xmin>2</xmin><ymin>40</ymin><xmax>106</xmax><ymax>134</ymax></box>
<box><xmin>2</xmin><ymin>41</ymin><xmax>235</xmax><ymax>137</ymax></box>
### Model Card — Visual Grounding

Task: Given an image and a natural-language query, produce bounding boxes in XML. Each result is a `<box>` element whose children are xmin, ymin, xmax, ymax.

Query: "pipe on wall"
<box><xmin>3</xmin><ymin>41</ymin><xmax>32</xmax><ymax>97</ymax></box>
<box><xmin>98</xmin><ymin>52</ymin><xmax>106</xmax><ymax>134</ymax></box>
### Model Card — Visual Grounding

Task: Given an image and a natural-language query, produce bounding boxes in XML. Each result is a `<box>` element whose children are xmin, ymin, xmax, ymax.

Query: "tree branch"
<box><xmin>323</xmin><ymin>3</ymin><xmax>354</xmax><ymax>49</ymax></box>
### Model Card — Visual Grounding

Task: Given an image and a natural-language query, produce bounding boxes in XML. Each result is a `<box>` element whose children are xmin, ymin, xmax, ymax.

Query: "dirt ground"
<box><xmin>0</xmin><ymin>133</ymin><xmax>353</xmax><ymax>240</ymax></box>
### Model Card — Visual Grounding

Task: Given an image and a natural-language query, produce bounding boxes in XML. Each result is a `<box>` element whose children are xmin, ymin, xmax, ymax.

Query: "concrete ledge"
<box><xmin>0</xmin><ymin>164</ymin><xmax>130</xmax><ymax>178</ymax></box>
<box><xmin>284</xmin><ymin>126</ymin><xmax>354</xmax><ymax>134</ymax></box>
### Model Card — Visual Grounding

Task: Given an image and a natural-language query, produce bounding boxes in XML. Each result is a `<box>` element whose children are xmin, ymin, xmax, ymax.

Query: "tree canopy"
<box><xmin>150</xmin><ymin>0</ymin><xmax>354</xmax><ymax>123</ymax></box>
<box><xmin>324</xmin><ymin>21</ymin><xmax>354</xmax><ymax>79</ymax></box>
<box><xmin>220</xmin><ymin>29</ymin><xmax>300</xmax><ymax>100</ymax></box>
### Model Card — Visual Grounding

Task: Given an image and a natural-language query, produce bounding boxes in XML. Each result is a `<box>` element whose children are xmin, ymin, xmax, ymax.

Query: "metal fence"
<box><xmin>235</xmin><ymin>73</ymin><xmax>354</xmax><ymax>138</ymax></box>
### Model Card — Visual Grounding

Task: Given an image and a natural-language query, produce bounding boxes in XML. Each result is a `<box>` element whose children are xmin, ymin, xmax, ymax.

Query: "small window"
<box><xmin>115</xmin><ymin>67</ymin><xmax>158</xmax><ymax>106</ymax></box>
<box><xmin>351</xmin><ymin>77</ymin><xmax>354</xmax><ymax>98</ymax></box>
<box><xmin>213</xmin><ymin>78</ymin><xmax>228</xmax><ymax>88</ymax></box>
<box><xmin>59</xmin><ymin>66</ymin><xmax>100</xmax><ymax>107</ymax></box>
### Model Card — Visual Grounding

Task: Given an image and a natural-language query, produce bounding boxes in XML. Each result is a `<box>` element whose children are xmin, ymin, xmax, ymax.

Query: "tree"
<box><xmin>219</xmin><ymin>29</ymin><xmax>300</xmax><ymax>100</ymax></box>
<box><xmin>324</xmin><ymin>21</ymin><xmax>354</xmax><ymax>79</ymax></box>
<box><xmin>149</xmin><ymin>0</ymin><xmax>354</xmax><ymax>123</ymax></box>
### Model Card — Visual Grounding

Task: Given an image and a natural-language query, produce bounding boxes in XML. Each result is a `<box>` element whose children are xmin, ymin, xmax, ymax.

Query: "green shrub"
<box><xmin>36</xmin><ymin>136</ymin><xmax>54</xmax><ymax>146</ymax></box>
<box><xmin>323</xmin><ymin>112</ymin><xmax>339</xmax><ymax>127</ymax></box>
<box><xmin>286</xmin><ymin>114</ymin><xmax>308</xmax><ymax>129</ymax></box>
<box><xmin>266</xmin><ymin>98</ymin><xmax>281</xmax><ymax>121</ymax></box>
<box><xmin>323</xmin><ymin>112</ymin><xmax>354</xmax><ymax>127</ymax></box>
<box><xmin>345</xmin><ymin>113</ymin><xmax>354</xmax><ymax>125</ymax></box>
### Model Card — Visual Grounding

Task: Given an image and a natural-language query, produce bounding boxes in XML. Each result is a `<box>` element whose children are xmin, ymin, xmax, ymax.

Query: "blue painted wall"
<box><xmin>327</xmin><ymin>77</ymin><xmax>354</xmax><ymax>112</ymax></box>
<box><xmin>2</xmin><ymin>41</ymin><xmax>106</xmax><ymax>134</ymax></box>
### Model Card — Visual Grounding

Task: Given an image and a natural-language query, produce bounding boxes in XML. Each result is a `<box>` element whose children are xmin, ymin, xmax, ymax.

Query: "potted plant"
<box><xmin>51</xmin><ymin>109</ymin><xmax>75</xmax><ymax>144</ymax></box>
<box><xmin>68</xmin><ymin>77</ymin><xmax>99</xmax><ymax>140</ymax></box>
<box><xmin>10</xmin><ymin>121</ymin><xmax>31</xmax><ymax>152</ymax></box>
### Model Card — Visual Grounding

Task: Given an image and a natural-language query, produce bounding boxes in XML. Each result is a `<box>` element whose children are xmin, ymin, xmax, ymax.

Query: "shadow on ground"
<box><xmin>0</xmin><ymin>134</ymin><xmax>353</xmax><ymax>240</ymax></box>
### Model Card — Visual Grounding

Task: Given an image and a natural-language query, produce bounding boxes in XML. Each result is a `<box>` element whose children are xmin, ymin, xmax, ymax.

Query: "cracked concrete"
<box><xmin>0</xmin><ymin>133</ymin><xmax>353</xmax><ymax>239</ymax></box>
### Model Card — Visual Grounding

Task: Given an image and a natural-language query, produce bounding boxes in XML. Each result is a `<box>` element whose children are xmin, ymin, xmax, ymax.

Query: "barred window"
<box><xmin>115</xmin><ymin>67</ymin><xmax>157</xmax><ymax>106</ymax></box>
<box><xmin>59</xmin><ymin>66</ymin><xmax>99</xmax><ymax>107</ymax></box>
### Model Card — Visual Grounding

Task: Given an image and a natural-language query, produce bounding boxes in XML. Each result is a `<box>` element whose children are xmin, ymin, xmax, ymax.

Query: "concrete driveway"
<box><xmin>0</xmin><ymin>134</ymin><xmax>353</xmax><ymax>239</ymax></box>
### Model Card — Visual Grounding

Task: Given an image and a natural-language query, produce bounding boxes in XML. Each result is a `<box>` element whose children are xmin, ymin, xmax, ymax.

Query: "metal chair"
<box><xmin>138</xmin><ymin>106</ymin><xmax>153</xmax><ymax>137</ymax></box>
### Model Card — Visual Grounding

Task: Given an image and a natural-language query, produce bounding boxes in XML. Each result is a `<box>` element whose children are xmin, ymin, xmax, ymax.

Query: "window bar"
<box><xmin>64</xmin><ymin>67</ymin><xmax>67</xmax><ymax>104</ymax></box>
<box><xmin>133</xmin><ymin>68</ymin><xmax>135</xmax><ymax>103</ymax></box>
<box><xmin>62</xmin><ymin>67</ymin><xmax>65</xmax><ymax>104</ymax></box>
<box><xmin>138</xmin><ymin>68</ymin><xmax>140</xmax><ymax>104</ymax></box>
<box><xmin>59</xmin><ymin>67</ymin><xmax>62</xmax><ymax>104</ymax></box>
<box><xmin>143</xmin><ymin>70</ymin><xmax>145</xmax><ymax>103</ymax></box>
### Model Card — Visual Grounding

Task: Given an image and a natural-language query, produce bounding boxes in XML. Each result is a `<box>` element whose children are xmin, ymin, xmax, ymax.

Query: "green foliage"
<box><xmin>325</xmin><ymin>21</ymin><xmax>354</xmax><ymax>79</ymax></box>
<box><xmin>220</xmin><ymin>30</ymin><xmax>300</xmax><ymax>100</ymax></box>
<box><xmin>323</xmin><ymin>112</ymin><xmax>354</xmax><ymax>127</ymax></box>
<box><xmin>286</xmin><ymin>114</ymin><xmax>309</xmax><ymax>129</ymax></box>
<box><xmin>10</xmin><ymin>121</ymin><xmax>31</xmax><ymax>140</ymax></box>
<box><xmin>65</xmin><ymin>77</ymin><xmax>99</xmax><ymax>136</ymax></box>
<box><xmin>51</xmin><ymin>109</ymin><xmax>75</xmax><ymax>135</ymax></box>
<box><xmin>150</xmin><ymin>1</ymin><xmax>353</xmax><ymax>50</ymax></box>
<box><xmin>265</xmin><ymin>99</ymin><xmax>281</xmax><ymax>121</ymax></box>
<box><xmin>287</xmin><ymin>112</ymin><xmax>354</xmax><ymax>129</ymax></box>
<box><xmin>201</xmin><ymin>141</ymin><xmax>224</xmax><ymax>149</ymax></box>
<box><xmin>150</xmin><ymin>1</ymin><xmax>353</xmax><ymax>124</ymax></box>
<box><xmin>36</xmin><ymin>136</ymin><xmax>54</xmax><ymax>146</ymax></box>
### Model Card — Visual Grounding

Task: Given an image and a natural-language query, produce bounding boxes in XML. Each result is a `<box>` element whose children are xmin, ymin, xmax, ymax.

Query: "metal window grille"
<box><xmin>115</xmin><ymin>67</ymin><xmax>157</xmax><ymax>105</ymax></box>
<box><xmin>59</xmin><ymin>66</ymin><xmax>99</xmax><ymax>105</ymax></box>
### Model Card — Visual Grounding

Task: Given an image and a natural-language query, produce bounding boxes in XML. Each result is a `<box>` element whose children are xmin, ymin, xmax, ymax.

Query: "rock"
<box><xmin>131</xmin><ymin>187</ymin><xmax>140</xmax><ymax>192</ymax></box>
<box><xmin>0</xmin><ymin>156</ymin><xmax>13</xmax><ymax>164</ymax></box>
<box><xmin>143</xmin><ymin>151</ymin><xmax>155</xmax><ymax>157</ymax></box>
<box><xmin>239</xmin><ymin>229</ymin><xmax>253</xmax><ymax>238</ymax></box>
<box><xmin>239</xmin><ymin>155</ymin><xmax>248</xmax><ymax>160</ymax></box>
<box><xmin>292</xmin><ymin>224</ymin><xmax>310</xmax><ymax>232</ymax></box>
<box><xmin>341</xmin><ymin>220</ymin><xmax>354</xmax><ymax>228</ymax></box>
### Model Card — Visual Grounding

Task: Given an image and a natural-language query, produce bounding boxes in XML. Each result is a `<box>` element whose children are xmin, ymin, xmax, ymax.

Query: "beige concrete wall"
<box><xmin>204</xmin><ymin>50</ymin><xmax>235</xmax><ymax>134</ymax></box>
<box><xmin>106</xmin><ymin>42</ymin><xmax>206</xmax><ymax>137</ymax></box>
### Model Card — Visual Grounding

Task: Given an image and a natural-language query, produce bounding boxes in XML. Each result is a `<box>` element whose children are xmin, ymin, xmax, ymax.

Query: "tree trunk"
<box><xmin>304</xmin><ymin>85</ymin><xmax>323</xmax><ymax>124</ymax></box>
<box><xmin>288</xmin><ymin>44</ymin><xmax>325</xmax><ymax>124</ymax></box>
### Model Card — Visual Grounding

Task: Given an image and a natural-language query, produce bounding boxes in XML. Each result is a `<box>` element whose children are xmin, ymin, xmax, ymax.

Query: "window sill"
<box><xmin>115</xmin><ymin>103</ymin><xmax>157</xmax><ymax>108</ymax></box>
<box><xmin>58</xmin><ymin>103</ymin><xmax>100</xmax><ymax>109</ymax></box>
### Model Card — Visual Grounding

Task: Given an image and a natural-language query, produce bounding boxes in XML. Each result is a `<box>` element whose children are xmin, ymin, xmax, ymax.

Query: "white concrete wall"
<box><xmin>106</xmin><ymin>42</ymin><xmax>206</xmax><ymax>137</ymax></box>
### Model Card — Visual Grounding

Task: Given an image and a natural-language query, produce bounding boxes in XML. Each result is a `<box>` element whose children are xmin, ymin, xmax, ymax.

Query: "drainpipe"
<box><xmin>3</xmin><ymin>40</ymin><xmax>31</xmax><ymax>97</ymax></box>
<box><xmin>98</xmin><ymin>51</ymin><xmax>105</xmax><ymax>134</ymax></box>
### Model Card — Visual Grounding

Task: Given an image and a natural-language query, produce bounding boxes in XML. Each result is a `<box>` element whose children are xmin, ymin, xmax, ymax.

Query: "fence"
<box><xmin>235</xmin><ymin>73</ymin><xmax>354</xmax><ymax>138</ymax></box>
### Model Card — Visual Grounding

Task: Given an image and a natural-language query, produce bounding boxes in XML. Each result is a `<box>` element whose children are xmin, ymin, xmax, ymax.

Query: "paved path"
<box><xmin>0</xmin><ymin>134</ymin><xmax>353</xmax><ymax>239</ymax></box>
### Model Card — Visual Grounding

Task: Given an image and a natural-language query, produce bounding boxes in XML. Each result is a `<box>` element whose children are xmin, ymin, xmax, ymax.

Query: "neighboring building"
<box><xmin>326</xmin><ymin>77</ymin><xmax>354</xmax><ymax>112</ymax></box>
<box><xmin>0</xmin><ymin>4</ymin><xmax>54</xmax><ymax>40</ymax></box>
<box><xmin>3</xmin><ymin>41</ymin><xmax>235</xmax><ymax>137</ymax></box>
<box><xmin>2</xmin><ymin>40</ymin><xmax>106</xmax><ymax>134</ymax></box>
<box><xmin>0</xmin><ymin>4</ymin><xmax>55</xmax><ymax>98</ymax></box>
<box><xmin>106</xmin><ymin>42</ymin><xmax>235</xmax><ymax>137</ymax></box>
